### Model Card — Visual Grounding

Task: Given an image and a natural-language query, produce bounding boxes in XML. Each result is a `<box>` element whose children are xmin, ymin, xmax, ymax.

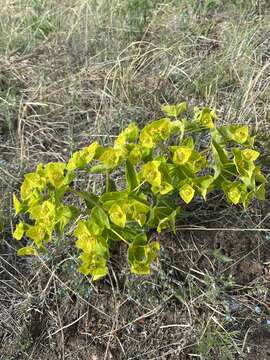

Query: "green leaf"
<box><xmin>152</xmin><ymin>181</ymin><xmax>174</xmax><ymax>195</ymax></box>
<box><xmin>67</xmin><ymin>142</ymin><xmax>99</xmax><ymax>171</ymax></box>
<box><xmin>228</xmin><ymin>187</ymin><xmax>241</xmax><ymax>204</ymax></box>
<box><xmin>149</xmin><ymin>118</ymin><xmax>172</xmax><ymax>140</ymax></box>
<box><xmin>126</xmin><ymin>160</ymin><xmax>139</xmax><ymax>192</ymax></box>
<box><xmin>88</xmin><ymin>163</ymin><xmax>113</xmax><ymax>174</ymax></box>
<box><xmin>157</xmin><ymin>209</ymin><xmax>179</xmax><ymax>234</ymax></box>
<box><xmin>28</xmin><ymin>200</ymin><xmax>56</xmax><ymax>223</ymax></box>
<box><xmin>108</xmin><ymin>203</ymin><xmax>126</xmax><ymax>228</ymax></box>
<box><xmin>195</xmin><ymin>176</ymin><xmax>214</xmax><ymax>200</ymax></box>
<box><xmin>56</xmin><ymin>205</ymin><xmax>79</xmax><ymax>234</ymax></box>
<box><xmin>212</xmin><ymin>140</ymin><xmax>228</xmax><ymax>165</ymax></box>
<box><xmin>139</xmin><ymin>127</ymin><xmax>154</xmax><ymax>149</ymax></box>
<box><xmin>232</xmin><ymin>148</ymin><xmax>255</xmax><ymax>184</ymax></box>
<box><xmin>106</xmin><ymin>175</ymin><xmax>117</xmax><ymax>192</ymax></box>
<box><xmin>222</xmin><ymin>181</ymin><xmax>246</xmax><ymax>205</ymax></box>
<box><xmin>74</xmin><ymin>221</ymin><xmax>96</xmax><ymax>252</ymax></box>
<box><xmin>107</xmin><ymin>225</ymin><xmax>141</xmax><ymax>243</ymax></box>
<box><xmin>13</xmin><ymin>222</ymin><xmax>25</xmax><ymax>241</ymax></box>
<box><xmin>86</xmin><ymin>219</ymin><xmax>101</xmax><ymax>236</ymax></box>
<box><xmin>182</xmin><ymin>136</ymin><xmax>194</xmax><ymax>149</ymax></box>
<box><xmin>25</xmin><ymin>225</ymin><xmax>47</xmax><ymax>246</ymax></box>
<box><xmin>76</xmin><ymin>236</ymin><xmax>96</xmax><ymax>254</ymax></box>
<box><xmin>254</xmin><ymin>166</ymin><xmax>267</xmax><ymax>184</ymax></box>
<box><xmin>170</xmin><ymin>120</ymin><xmax>185</xmax><ymax>137</ymax></box>
<box><xmin>100</xmin><ymin>191</ymin><xmax>128</xmax><ymax>204</ymax></box>
<box><xmin>161</xmin><ymin>102</ymin><xmax>187</xmax><ymax>117</ymax></box>
<box><xmin>126</xmin><ymin>199</ymin><xmax>150</xmax><ymax>226</ymax></box>
<box><xmin>172</xmin><ymin>146</ymin><xmax>192</xmax><ymax>165</ymax></box>
<box><xmin>91</xmin><ymin>266</ymin><xmax>108</xmax><ymax>281</ymax></box>
<box><xmin>114</xmin><ymin>123</ymin><xmax>139</xmax><ymax>147</ymax></box>
<box><xmin>243</xmin><ymin>191</ymin><xmax>254</xmax><ymax>209</ymax></box>
<box><xmin>20</xmin><ymin>173</ymin><xmax>46</xmax><ymax>201</ymax></box>
<box><xmin>13</xmin><ymin>193</ymin><xmax>22</xmax><ymax>215</ymax></box>
<box><xmin>128</xmin><ymin>238</ymin><xmax>160</xmax><ymax>275</ymax></box>
<box><xmin>242</xmin><ymin>149</ymin><xmax>260</xmax><ymax>162</ymax></box>
<box><xmin>45</xmin><ymin>162</ymin><xmax>67</xmax><ymax>189</ymax></box>
<box><xmin>17</xmin><ymin>246</ymin><xmax>37</xmax><ymax>256</ymax></box>
<box><xmin>90</xmin><ymin>206</ymin><xmax>111</xmax><ymax>229</ymax></box>
<box><xmin>99</xmin><ymin>147</ymin><xmax>126</xmax><ymax>168</ymax></box>
<box><xmin>73</xmin><ymin>190</ymin><xmax>100</xmax><ymax>209</ymax></box>
<box><xmin>233</xmin><ymin>126</ymin><xmax>249</xmax><ymax>144</ymax></box>
<box><xmin>212</xmin><ymin>249</ymin><xmax>233</xmax><ymax>263</ymax></box>
<box><xmin>127</xmin><ymin>145</ymin><xmax>142</xmax><ymax>165</ymax></box>
<box><xmin>255</xmin><ymin>183</ymin><xmax>266</xmax><ymax>201</ymax></box>
<box><xmin>140</xmin><ymin>160</ymin><xmax>162</xmax><ymax>187</ymax></box>
<box><xmin>211</xmin><ymin>139</ymin><xmax>228</xmax><ymax>178</ymax></box>
<box><xmin>179</xmin><ymin>183</ymin><xmax>195</xmax><ymax>204</ymax></box>
<box><xmin>193</xmin><ymin>107</ymin><xmax>217</xmax><ymax>129</ymax></box>
<box><xmin>78</xmin><ymin>243</ymin><xmax>108</xmax><ymax>280</ymax></box>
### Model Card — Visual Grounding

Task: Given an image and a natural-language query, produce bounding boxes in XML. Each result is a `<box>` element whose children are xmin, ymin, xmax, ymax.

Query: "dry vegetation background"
<box><xmin>0</xmin><ymin>0</ymin><xmax>270</xmax><ymax>359</ymax></box>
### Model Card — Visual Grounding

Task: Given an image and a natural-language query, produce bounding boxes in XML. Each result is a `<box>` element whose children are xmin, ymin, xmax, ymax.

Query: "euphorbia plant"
<box><xmin>12</xmin><ymin>103</ymin><xmax>267</xmax><ymax>280</ymax></box>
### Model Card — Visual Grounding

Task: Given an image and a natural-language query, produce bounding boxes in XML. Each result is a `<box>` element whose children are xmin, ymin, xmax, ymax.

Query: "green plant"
<box><xmin>17</xmin><ymin>335</ymin><xmax>33</xmax><ymax>353</ymax></box>
<box><xmin>196</xmin><ymin>320</ymin><xmax>240</xmax><ymax>360</ymax></box>
<box><xmin>12</xmin><ymin>103</ymin><xmax>267</xmax><ymax>280</ymax></box>
<box><xmin>23</xmin><ymin>0</ymin><xmax>58</xmax><ymax>40</ymax></box>
<box><xmin>124</xmin><ymin>0</ymin><xmax>158</xmax><ymax>33</ymax></box>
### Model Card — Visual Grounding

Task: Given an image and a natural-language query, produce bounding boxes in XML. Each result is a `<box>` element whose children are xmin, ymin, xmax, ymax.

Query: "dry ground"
<box><xmin>1</xmin><ymin>1</ymin><xmax>270</xmax><ymax>359</ymax></box>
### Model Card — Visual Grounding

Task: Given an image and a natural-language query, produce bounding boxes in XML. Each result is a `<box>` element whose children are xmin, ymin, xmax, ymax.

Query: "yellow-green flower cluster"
<box><xmin>74</xmin><ymin>220</ymin><xmax>109</xmax><ymax>280</ymax></box>
<box><xmin>13</xmin><ymin>162</ymin><xmax>76</xmax><ymax>251</ymax></box>
<box><xmin>12</xmin><ymin>103</ymin><xmax>267</xmax><ymax>281</ymax></box>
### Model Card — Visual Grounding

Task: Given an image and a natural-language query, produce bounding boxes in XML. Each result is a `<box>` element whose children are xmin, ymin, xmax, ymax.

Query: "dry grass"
<box><xmin>0</xmin><ymin>0</ymin><xmax>270</xmax><ymax>359</ymax></box>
